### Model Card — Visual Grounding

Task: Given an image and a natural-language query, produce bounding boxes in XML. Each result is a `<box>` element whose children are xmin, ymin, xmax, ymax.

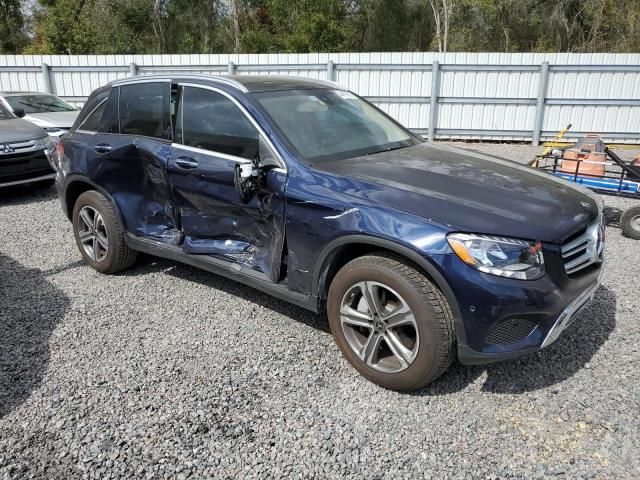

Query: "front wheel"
<box><xmin>621</xmin><ymin>206</ymin><xmax>640</xmax><ymax>240</ymax></box>
<box><xmin>327</xmin><ymin>254</ymin><xmax>455</xmax><ymax>391</ymax></box>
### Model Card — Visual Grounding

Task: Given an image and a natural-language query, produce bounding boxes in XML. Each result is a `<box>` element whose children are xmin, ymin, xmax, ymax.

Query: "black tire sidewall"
<box><xmin>72</xmin><ymin>191</ymin><xmax>122</xmax><ymax>273</ymax></box>
<box><xmin>621</xmin><ymin>206</ymin><xmax>640</xmax><ymax>240</ymax></box>
<box><xmin>328</xmin><ymin>260</ymin><xmax>446</xmax><ymax>391</ymax></box>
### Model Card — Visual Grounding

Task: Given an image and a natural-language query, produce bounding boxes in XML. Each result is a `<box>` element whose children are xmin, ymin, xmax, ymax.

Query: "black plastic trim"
<box><xmin>125</xmin><ymin>234</ymin><xmax>318</xmax><ymax>312</ymax></box>
<box><xmin>457</xmin><ymin>344</ymin><xmax>540</xmax><ymax>365</ymax></box>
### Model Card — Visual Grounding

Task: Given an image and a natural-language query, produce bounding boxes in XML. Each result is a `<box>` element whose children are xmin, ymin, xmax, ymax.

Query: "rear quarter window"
<box><xmin>78</xmin><ymin>101</ymin><xmax>106</xmax><ymax>132</ymax></box>
<box><xmin>72</xmin><ymin>89</ymin><xmax>108</xmax><ymax>131</ymax></box>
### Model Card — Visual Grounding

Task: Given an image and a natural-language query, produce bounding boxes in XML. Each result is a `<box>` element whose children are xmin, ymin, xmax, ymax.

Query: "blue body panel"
<box><xmin>55</xmin><ymin>76</ymin><xmax>604</xmax><ymax>365</ymax></box>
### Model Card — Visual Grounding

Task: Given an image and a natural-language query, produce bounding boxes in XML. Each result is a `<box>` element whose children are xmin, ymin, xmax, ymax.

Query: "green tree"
<box><xmin>0</xmin><ymin>0</ymin><xmax>27</xmax><ymax>53</ymax></box>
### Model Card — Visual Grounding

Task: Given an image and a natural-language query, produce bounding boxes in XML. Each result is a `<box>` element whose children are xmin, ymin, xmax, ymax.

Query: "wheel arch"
<box><xmin>312</xmin><ymin>235</ymin><xmax>466</xmax><ymax>347</ymax></box>
<box><xmin>63</xmin><ymin>175</ymin><xmax>126</xmax><ymax>228</ymax></box>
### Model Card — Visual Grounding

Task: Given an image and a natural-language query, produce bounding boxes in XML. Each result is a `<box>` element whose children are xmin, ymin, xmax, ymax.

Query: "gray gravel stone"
<box><xmin>0</xmin><ymin>142</ymin><xmax>638</xmax><ymax>479</ymax></box>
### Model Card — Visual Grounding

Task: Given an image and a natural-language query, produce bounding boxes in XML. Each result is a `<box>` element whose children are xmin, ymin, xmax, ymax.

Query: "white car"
<box><xmin>0</xmin><ymin>91</ymin><xmax>80</xmax><ymax>137</ymax></box>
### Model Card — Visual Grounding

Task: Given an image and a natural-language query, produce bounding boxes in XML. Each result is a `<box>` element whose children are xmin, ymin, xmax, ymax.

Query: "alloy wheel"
<box><xmin>339</xmin><ymin>281</ymin><xmax>419</xmax><ymax>373</ymax></box>
<box><xmin>77</xmin><ymin>206</ymin><xmax>109</xmax><ymax>262</ymax></box>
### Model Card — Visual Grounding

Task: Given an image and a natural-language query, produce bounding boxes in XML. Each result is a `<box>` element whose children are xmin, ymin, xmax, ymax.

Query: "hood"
<box><xmin>24</xmin><ymin>111</ymin><xmax>78</xmax><ymax>128</ymax></box>
<box><xmin>314</xmin><ymin>142</ymin><xmax>599</xmax><ymax>243</ymax></box>
<box><xmin>0</xmin><ymin>118</ymin><xmax>48</xmax><ymax>143</ymax></box>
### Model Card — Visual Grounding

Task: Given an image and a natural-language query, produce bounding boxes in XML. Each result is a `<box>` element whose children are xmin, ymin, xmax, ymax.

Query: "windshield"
<box><xmin>5</xmin><ymin>94</ymin><xmax>76</xmax><ymax>114</ymax></box>
<box><xmin>0</xmin><ymin>103</ymin><xmax>13</xmax><ymax>120</ymax></box>
<box><xmin>254</xmin><ymin>89</ymin><xmax>421</xmax><ymax>162</ymax></box>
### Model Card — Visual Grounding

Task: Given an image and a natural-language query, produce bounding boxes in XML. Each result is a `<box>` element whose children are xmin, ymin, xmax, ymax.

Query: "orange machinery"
<box><xmin>559</xmin><ymin>134</ymin><xmax>607</xmax><ymax>177</ymax></box>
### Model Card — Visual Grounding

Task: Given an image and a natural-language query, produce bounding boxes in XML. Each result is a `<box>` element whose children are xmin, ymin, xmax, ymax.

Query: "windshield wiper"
<box><xmin>366</xmin><ymin>143</ymin><xmax>411</xmax><ymax>156</ymax></box>
<box><xmin>17</xmin><ymin>100</ymin><xmax>64</xmax><ymax>113</ymax></box>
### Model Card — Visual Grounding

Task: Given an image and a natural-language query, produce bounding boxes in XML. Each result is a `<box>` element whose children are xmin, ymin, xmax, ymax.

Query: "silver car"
<box><xmin>0</xmin><ymin>91</ymin><xmax>80</xmax><ymax>137</ymax></box>
<box><xmin>0</xmin><ymin>102</ymin><xmax>56</xmax><ymax>188</ymax></box>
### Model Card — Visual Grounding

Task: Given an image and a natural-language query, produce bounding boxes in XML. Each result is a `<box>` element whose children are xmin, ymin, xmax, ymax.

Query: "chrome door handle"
<box><xmin>94</xmin><ymin>144</ymin><xmax>112</xmax><ymax>153</ymax></box>
<box><xmin>175</xmin><ymin>157</ymin><xmax>198</xmax><ymax>169</ymax></box>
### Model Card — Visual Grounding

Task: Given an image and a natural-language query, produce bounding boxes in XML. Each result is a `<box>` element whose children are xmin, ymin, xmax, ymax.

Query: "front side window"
<box><xmin>255</xmin><ymin>89</ymin><xmax>420</xmax><ymax>163</ymax></box>
<box><xmin>5</xmin><ymin>94</ymin><xmax>76</xmax><ymax>114</ymax></box>
<box><xmin>177</xmin><ymin>87</ymin><xmax>258</xmax><ymax>160</ymax></box>
<box><xmin>0</xmin><ymin>103</ymin><xmax>13</xmax><ymax>120</ymax></box>
<box><xmin>118</xmin><ymin>82</ymin><xmax>171</xmax><ymax>140</ymax></box>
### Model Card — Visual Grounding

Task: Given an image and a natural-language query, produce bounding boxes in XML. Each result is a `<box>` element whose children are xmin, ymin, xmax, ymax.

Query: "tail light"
<box><xmin>56</xmin><ymin>141</ymin><xmax>64</xmax><ymax>167</ymax></box>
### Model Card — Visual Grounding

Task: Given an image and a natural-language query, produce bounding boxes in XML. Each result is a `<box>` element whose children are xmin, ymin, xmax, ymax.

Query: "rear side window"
<box><xmin>119</xmin><ymin>82</ymin><xmax>171</xmax><ymax>139</ymax></box>
<box><xmin>177</xmin><ymin>87</ymin><xmax>258</xmax><ymax>160</ymax></box>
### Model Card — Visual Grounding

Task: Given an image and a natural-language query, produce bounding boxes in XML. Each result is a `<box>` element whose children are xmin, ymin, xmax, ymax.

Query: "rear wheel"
<box><xmin>72</xmin><ymin>190</ymin><xmax>137</xmax><ymax>273</ymax></box>
<box><xmin>621</xmin><ymin>206</ymin><xmax>640</xmax><ymax>240</ymax></box>
<box><xmin>327</xmin><ymin>254</ymin><xmax>455</xmax><ymax>391</ymax></box>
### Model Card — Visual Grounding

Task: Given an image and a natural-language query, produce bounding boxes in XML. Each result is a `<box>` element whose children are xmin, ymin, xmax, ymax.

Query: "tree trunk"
<box><xmin>429</xmin><ymin>0</ymin><xmax>443</xmax><ymax>53</ymax></box>
<box><xmin>232</xmin><ymin>0</ymin><xmax>241</xmax><ymax>53</ymax></box>
<box><xmin>153</xmin><ymin>0</ymin><xmax>166</xmax><ymax>54</ymax></box>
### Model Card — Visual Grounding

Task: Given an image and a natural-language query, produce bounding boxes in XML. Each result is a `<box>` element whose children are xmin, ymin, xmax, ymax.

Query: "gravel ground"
<box><xmin>1</xmin><ymin>143</ymin><xmax>639</xmax><ymax>479</ymax></box>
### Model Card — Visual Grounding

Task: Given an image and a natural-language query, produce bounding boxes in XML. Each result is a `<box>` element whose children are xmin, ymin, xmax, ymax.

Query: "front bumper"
<box><xmin>0</xmin><ymin>147</ymin><xmax>55</xmax><ymax>188</ymax></box>
<box><xmin>0</xmin><ymin>172</ymin><xmax>56</xmax><ymax>188</ymax></box>
<box><xmin>540</xmin><ymin>269</ymin><xmax>602</xmax><ymax>348</ymax></box>
<box><xmin>429</xmin><ymin>237</ymin><xmax>604</xmax><ymax>365</ymax></box>
<box><xmin>456</xmin><ymin>266</ymin><xmax>603</xmax><ymax>364</ymax></box>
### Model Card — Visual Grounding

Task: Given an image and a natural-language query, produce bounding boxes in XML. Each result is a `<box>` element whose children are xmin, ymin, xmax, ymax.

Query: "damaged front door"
<box><xmin>167</xmin><ymin>84</ymin><xmax>287</xmax><ymax>283</ymax></box>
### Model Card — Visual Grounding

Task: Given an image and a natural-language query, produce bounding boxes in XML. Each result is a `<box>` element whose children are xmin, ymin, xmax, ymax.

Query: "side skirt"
<box><xmin>125</xmin><ymin>234</ymin><xmax>319</xmax><ymax>313</ymax></box>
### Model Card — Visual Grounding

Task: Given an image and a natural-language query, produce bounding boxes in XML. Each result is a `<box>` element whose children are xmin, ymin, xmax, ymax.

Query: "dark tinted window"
<box><xmin>178</xmin><ymin>87</ymin><xmax>258</xmax><ymax>160</ymax></box>
<box><xmin>79</xmin><ymin>101</ymin><xmax>106</xmax><ymax>131</ymax></box>
<box><xmin>99</xmin><ymin>88</ymin><xmax>119</xmax><ymax>134</ymax></box>
<box><xmin>0</xmin><ymin>103</ymin><xmax>12</xmax><ymax>120</ymax></box>
<box><xmin>119</xmin><ymin>82</ymin><xmax>171</xmax><ymax>139</ymax></box>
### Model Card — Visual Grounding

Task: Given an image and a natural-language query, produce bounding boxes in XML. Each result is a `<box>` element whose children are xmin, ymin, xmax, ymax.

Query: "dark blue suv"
<box><xmin>54</xmin><ymin>75</ymin><xmax>604</xmax><ymax>390</ymax></box>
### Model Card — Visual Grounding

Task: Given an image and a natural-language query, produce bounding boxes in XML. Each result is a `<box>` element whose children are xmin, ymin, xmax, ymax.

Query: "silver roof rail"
<box><xmin>110</xmin><ymin>74</ymin><xmax>248</xmax><ymax>93</ymax></box>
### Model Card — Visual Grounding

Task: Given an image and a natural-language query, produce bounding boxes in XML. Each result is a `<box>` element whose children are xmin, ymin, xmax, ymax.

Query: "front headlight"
<box><xmin>447</xmin><ymin>233</ymin><xmax>545</xmax><ymax>280</ymax></box>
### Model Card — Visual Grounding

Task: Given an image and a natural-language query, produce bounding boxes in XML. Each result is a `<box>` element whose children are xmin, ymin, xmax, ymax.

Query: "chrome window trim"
<box><xmin>76</xmin><ymin>97</ymin><xmax>107</xmax><ymax>132</ymax></box>
<box><xmin>170</xmin><ymin>143</ymin><xmax>251</xmax><ymax>164</ymax></box>
<box><xmin>111</xmin><ymin>75</ymin><xmax>248</xmax><ymax>93</ymax></box>
<box><xmin>111</xmin><ymin>77</ymin><xmax>173</xmax><ymax>87</ymax></box>
<box><xmin>176</xmin><ymin>82</ymin><xmax>286</xmax><ymax>171</ymax></box>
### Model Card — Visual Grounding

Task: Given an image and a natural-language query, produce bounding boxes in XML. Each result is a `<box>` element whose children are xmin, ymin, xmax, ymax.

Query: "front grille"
<box><xmin>485</xmin><ymin>318</ymin><xmax>537</xmax><ymax>345</ymax></box>
<box><xmin>0</xmin><ymin>139</ymin><xmax>36</xmax><ymax>154</ymax></box>
<box><xmin>561</xmin><ymin>217</ymin><xmax>605</xmax><ymax>276</ymax></box>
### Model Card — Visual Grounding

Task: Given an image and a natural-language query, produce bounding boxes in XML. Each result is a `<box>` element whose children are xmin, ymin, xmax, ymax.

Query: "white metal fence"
<box><xmin>1</xmin><ymin>52</ymin><xmax>639</xmax><ymax>144</ymax></box>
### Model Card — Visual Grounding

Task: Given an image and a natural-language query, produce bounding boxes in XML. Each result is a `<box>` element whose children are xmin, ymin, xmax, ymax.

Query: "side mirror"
<box><xmin>234</xmin><ymin>160</ymin><xmax>259</xmax><ymax>203</ymax></box>
<box><xmin>13</xmin><ymin>108</ymin><xmax>25</xmax><ymax>118</ymax></box>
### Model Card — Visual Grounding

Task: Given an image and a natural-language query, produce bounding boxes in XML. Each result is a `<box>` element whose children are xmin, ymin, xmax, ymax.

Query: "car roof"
<box><xmin>109</xmin><ymin>74</ymin><xmax>343</xmax><ymax>94</ymax></box>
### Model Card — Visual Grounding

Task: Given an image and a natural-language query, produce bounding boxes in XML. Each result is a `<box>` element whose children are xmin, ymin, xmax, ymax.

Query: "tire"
<box><xmin>327</xmin><ymin>253</ymin><xmax>455</xmax><ymax>391</ymax></box>
<box><xmin>72</xmin><ymin>190</ymin><xmax>137</xmax><ymax>273</ymax></box>
<box><xmin>621</xmin><ymin>206</ymin><xmax>640</xmax><ymax>240</ymax></box>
